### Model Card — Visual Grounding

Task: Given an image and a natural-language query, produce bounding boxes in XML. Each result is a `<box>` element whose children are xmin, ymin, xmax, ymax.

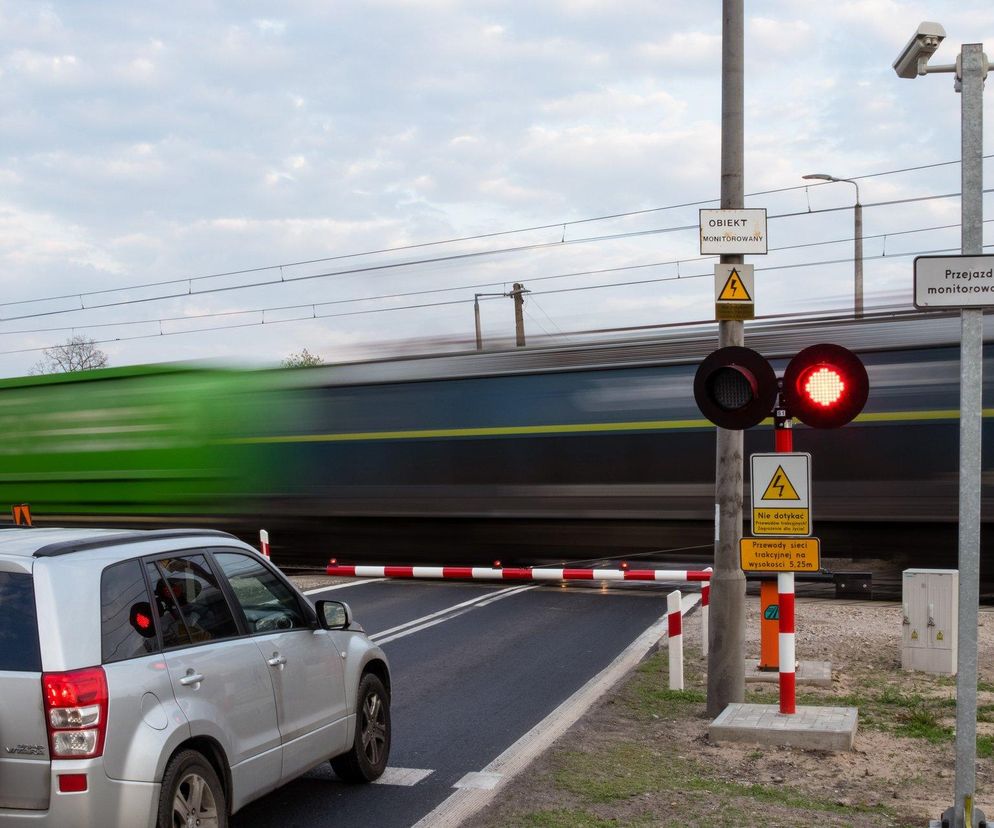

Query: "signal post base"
<box><xmin>709</xmin><ymin>703</ymin><xmax>857</xmax><ymax>752</ymax></box>
<box><xmin>743</xmin><ymin>658</ymin><xmax>833</xmax><ymax>687</ymax></box>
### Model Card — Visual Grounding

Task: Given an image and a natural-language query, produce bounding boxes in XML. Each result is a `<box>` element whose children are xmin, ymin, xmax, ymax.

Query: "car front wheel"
<box><xmin>331</xmin><ymin>672</ymin><xmax>391</xmax><ymax>783</ymax></box>
<box><xmin>158</xmin><ymin>749</ymin><xmax>228</xmax><ymax>828</ymax></box>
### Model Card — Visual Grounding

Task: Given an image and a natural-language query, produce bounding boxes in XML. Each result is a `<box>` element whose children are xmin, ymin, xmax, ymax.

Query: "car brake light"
<box><xmin>42</xmin><ymin>667</ymin><xmax>108</xmax><ymax>759</ymax></box>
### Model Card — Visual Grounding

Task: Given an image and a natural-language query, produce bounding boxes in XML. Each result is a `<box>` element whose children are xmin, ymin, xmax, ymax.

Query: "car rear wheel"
<box><xmin>331</xmin><ymin>672</ymin><xmax>391</xmax><ymax>783</ymax></box>
<box><xmin>158</xmin><ymin>749</ymin><xmax>228</xmax><ymax>828</ymax></box>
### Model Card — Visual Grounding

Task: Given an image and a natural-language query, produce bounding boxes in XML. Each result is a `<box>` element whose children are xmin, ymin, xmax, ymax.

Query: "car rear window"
<box><xmin>101</xmin><ymin>559</ymin><xmax>160</xmax><ymax>663</ymax></box>
<box><xmin>0</xmin><ymin>571</ymin><xmax>42</xmax><ymax>672</ymax></box>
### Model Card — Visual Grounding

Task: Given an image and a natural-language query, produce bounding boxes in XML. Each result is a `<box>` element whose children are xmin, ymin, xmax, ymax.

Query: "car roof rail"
<box><xmin>33</xmin><ymin>528</ymin><xmax>240</xmax><ymax>558</ymax></box>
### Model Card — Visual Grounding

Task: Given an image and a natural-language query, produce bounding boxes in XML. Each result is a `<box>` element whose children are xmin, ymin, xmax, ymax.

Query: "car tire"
<box><xmin>331</xmin><ymin>672</ymin><xmax>391</xmax><ymax>783</ymax></box>
<box><xmin>157</xmin><ymin>749</ymin><xmax>228</xmax><ymax>828</ymax></box>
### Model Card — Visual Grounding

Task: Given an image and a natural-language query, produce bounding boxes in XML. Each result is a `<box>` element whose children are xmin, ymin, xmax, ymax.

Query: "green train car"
<box><xmin>0</xmin><ymin>364</ymin><xmax>275</xmax><ymax>523</ymax></box>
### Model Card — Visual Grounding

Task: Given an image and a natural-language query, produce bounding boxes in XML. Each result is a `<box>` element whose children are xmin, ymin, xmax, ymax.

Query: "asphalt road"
<box><xmin>232</xmin><ymin>578</ymin><xmax>674</xmax><ymax>828</ymax></box>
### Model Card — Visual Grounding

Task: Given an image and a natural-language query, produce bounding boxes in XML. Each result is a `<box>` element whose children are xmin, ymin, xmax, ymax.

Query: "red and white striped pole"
<box><xmin>701</xmin><ymin>580</ymin><xmax>710</xmax><ymax>657</ymax></box>
<box><xmin>260</xmin><ymin>529</ymin><xmax>271</xmax><ymax>559</ymax></box>
<box><xmin>667</xmin><ymin>589</ymin><xmax>684</xmax><ymax>691</ymax></box>
<box><xmin>778</xmin><ymin>571</ymin><xmax>796</xmax><ymax>714</ymax></box>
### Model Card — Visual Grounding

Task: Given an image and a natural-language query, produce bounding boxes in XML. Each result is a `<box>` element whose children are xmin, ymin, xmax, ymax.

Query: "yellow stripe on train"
<box><xmin>224</xmin><ymin>408</ymin><xmax>992</xmax><ymax>444</ymax></box>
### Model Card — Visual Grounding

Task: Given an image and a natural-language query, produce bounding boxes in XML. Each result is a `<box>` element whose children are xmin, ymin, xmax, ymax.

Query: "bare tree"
<box><xmin>31</xmin><ymin>335</ymin><xmax>109</xmax><ymax>374</ymax></box>
<box><xmin>281</xmin><ymin>348</ymin><xmax>324</xmax><ymax>368</ymax></box>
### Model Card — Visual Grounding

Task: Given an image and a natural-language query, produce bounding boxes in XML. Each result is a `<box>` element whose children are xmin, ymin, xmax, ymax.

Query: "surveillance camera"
<box><xmin>893</xmin><ymin>21</ymin><xmax>946</xmax><ymax>79</ymax></box>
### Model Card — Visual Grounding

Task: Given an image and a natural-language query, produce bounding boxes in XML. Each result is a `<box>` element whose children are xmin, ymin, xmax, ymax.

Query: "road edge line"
<box><xmin>411</xmin><ymin>594</ymin><xmax>701</xmax><ymax>828</ymax></box>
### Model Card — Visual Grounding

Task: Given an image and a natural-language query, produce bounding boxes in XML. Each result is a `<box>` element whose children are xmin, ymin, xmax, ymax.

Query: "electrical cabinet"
<box><xmin>902</xmin><ymin>569</ymin><xmax>957</xmax><ymax>674</ymax></box>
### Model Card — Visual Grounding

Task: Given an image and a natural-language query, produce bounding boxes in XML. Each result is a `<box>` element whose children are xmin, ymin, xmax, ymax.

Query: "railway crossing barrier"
<box><xmin>324</xmin><ymin>561</ymin><xmax>710</xmax><ymax>692</ymax></box>
<box><xmin>324</xmin><ymin>564</ymin><xmax>713</xmax><ymax>582</ymax></box>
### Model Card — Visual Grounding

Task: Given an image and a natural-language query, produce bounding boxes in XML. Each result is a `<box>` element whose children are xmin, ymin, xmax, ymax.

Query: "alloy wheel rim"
<box><xmin>172</xmin><ymin>771</ymin><xmax>219</xmax><ymax>828</ymax></box>
<box><xmin>360</xmin><ymin>690</ymin><xmax>388</xmax><ymax>767</ymax></box>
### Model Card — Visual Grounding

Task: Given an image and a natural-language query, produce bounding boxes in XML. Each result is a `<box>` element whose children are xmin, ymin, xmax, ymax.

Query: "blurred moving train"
<box><xmin>1</xmin><ymin>310</ymin><xmax>991</xmax><ymax>568</ymax></box>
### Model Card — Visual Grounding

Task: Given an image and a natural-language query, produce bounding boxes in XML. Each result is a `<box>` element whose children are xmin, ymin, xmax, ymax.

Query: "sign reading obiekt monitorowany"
<box><xmin>914</xmin><ymin>254</ymin><xmax>994</xmax><ymax>308</ymax></box>
<box><xmin>699</xmin><ymin>209</ymin><xmax>768</xmax><ymax>255</ymax></box>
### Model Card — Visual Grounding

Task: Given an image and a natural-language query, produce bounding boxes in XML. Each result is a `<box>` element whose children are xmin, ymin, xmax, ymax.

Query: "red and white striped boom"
<box><xmin>325</xmin><ymin>564</ymin><xmax>712</xmax><ymax>582</ymax></box>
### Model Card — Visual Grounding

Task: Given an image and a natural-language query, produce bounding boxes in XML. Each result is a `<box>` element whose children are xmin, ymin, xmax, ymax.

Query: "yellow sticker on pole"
<box><xmin>740</xmin><ymin>537</ymin><xmax>821</xmax><ymax>572</ymax></box>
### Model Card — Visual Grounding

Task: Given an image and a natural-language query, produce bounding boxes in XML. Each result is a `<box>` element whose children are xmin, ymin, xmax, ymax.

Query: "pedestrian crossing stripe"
<box><xmin>761</xmin><ymin>466</ymin><xmax>800</xmax><ymax>501</ymax></box>
<box><xmin>717</xmin><ymin>268</ymin><xmax>753</xmax><ymax>302</ymax></box>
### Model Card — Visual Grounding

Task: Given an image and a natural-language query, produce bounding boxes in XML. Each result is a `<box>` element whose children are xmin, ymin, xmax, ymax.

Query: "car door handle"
<box><xmin>267</xmin><ymin>653</ymin><xmax>287</xmax><ymax>668</ymax></box>
<box><xmin>179</xmin><ymin>671</ymin><xmax>205</xmax><ymax>687</ymax></box>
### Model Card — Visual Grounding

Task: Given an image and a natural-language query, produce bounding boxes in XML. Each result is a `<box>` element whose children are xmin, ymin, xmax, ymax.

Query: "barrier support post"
<box><xmin>701</xmin><ymin>581</ymin><xmax>710</xmax><ymax>657</ymax></box>
<box><xmin>778</xmin><ymin>572</ymin><xmax>796</xmax><ymax>714</ymax></box>
<box><xmin>667</xmin><ymin>590</ymin><xmax>684</xmax><ymax>691</ymax></box>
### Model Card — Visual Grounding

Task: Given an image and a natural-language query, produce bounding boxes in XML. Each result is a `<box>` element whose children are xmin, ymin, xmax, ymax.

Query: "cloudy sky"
<box><xmin>0</xmin><ymin>1</ymin><xmax>991</xmax><ymax>376</ymax></box>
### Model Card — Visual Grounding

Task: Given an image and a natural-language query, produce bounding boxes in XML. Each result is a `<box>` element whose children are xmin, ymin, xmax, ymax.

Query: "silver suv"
<box><xmin>0</xmin><ymin>528</ymin><xmax>391</xmax><ymax>828</ymax></box>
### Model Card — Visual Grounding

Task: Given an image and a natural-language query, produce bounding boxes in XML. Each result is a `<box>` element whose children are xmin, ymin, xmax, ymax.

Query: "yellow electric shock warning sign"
<box><xmin>761</xmin><ymin>466</ymin><xmax>800</xmax><ymax>500</ymax></box>
<box><xmin>714</xmin><ymin>264</ymin><xmax>755</xmax><ymax>321</ymax></box>
<box><xmin>717</xmin><ymin>268</ymin><xmax>753</xmax><ymax>301</ymax></box>
<box><xmin>740</xmin><ymin>537</ymin><xmax>821</xmax><ymax>572</ymax></box>
<box><xmin>750</xmin><ymin>453</ymin><xmax>812</xmax><ymax>537</ymax></box>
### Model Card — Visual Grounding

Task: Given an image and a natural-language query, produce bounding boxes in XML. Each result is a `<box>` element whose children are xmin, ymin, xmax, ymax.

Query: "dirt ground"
<box><xmin>462</xmin><ymin>594</ymin><xmax>994</xmax><ymax>828</ymax></box>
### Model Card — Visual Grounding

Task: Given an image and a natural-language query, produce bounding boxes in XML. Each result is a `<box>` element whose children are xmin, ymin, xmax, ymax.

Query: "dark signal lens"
<box><xmin>694</xmin><ymin>347</ymin><xmax>777</xmax><ymax>429</ymax></box>
<box><xmin>707</xmin><ymin>366</ymin><xmax>757</xmax><ymax>411</ymax></box>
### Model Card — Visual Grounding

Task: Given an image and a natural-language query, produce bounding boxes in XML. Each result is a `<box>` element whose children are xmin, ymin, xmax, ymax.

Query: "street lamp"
<box><xmin>894</xmin><ymin>21</ymin><xmax>990</xmax><ymax>828</ymax></box>
<box><xmin>802</xmin><ymin>173</ymin><xmax>863</xmax><ymax>318</ymax></box>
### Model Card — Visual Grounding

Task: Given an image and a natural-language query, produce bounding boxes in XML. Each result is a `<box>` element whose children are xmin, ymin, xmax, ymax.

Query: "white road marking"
<box><xmin>370</xmin><ymin>585</ymin><xmax>538</xmax><ymax>644</ymax></box>
<box><xmin>411</xmin><ymin>602</ymin><xmax>692</xmax><ymax>828</ymax></box>
<box><xmin>453</xmin><ymin>772</ymin><xmax>502</xmax><ymax>791</ymax></box>
<box><xmin>373</xmin><ymin>767</ymin><xmax>434</xmax><ymax>786</ymax></box>
<box><xmin>303</xmin><ymin>579</ymin><xmax>385</xmax><ymax>595</ymax></box>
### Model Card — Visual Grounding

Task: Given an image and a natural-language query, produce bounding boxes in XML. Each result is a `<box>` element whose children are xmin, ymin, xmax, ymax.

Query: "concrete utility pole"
<box><xmin>473</xmin><ymin>285</ymin><xmax>528</xmax><ymax>351</ymax></box>
<box><xmin>511</xmin><ymin>283</ymin><xmax>527</xmax><ymax>347</ymax></box>
<box><xmin>707</xmin><ymin>0</ymin><xmax>747</xmax><ymax>716</ymax></box>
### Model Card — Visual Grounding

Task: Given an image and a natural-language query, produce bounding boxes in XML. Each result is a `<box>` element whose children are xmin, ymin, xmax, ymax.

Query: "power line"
<box><xmin>1</xmin><ymin>216</ymin><xmax>990</xmax><ymax>339</ymax></box>
<box><xmin>2</xmin><ymin>151</ymin><xmax>992</xmax><ymax>315</ymax></box>
<box><xmin>3</xmin><ymin>239</ymin><xmax>990</xmax><ymax>358</ymax></box>
<box><xmin>1</xmin><ymin>187</ymin><xmax>990</xmax><ymax>326</ymax></box>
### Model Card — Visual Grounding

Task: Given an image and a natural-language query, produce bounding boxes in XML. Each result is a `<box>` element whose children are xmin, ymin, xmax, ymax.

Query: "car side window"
<box><xmin>213</xmin><ymin>552</ymin><xmax>309</xmax><ymax>634</ymax></box>
<box><xmin>101</xmin><ymin>559</ymin><xmax>160</xmax><ymax>663</ymax></box>
<box><xmin>145</xmin><ymin>554</ymin><xmax>239</xmax><ymax>646</ymax></box>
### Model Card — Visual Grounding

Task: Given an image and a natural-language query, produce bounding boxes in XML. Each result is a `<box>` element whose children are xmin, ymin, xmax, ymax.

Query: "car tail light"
<box><xmin>42</xmin><ymin>667</ymin><xmax>108</xmax><ymax>759</ymax></box>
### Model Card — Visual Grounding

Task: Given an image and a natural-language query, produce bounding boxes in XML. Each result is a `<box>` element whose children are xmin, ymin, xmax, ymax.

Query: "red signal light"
<box><xmin>783</xmin><ymin>344</ymin><xmax>868</xmax><ymax>428</ymax></box>
<box><xmin>801</xmin><ymin>366</ymin><xmax>845</xmax><ymax>407</ymax></box>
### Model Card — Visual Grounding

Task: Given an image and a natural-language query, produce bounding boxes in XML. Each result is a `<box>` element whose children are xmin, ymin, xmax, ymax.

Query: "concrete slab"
<box><xmin>709</xmin><ymin>703</ymin><xmax>858</xmax><ymax>751</ymax></box>
<box><xmin>744</xmin><ymin>659</ymin><xmax>833</xmax><ymax>686</ymax></box>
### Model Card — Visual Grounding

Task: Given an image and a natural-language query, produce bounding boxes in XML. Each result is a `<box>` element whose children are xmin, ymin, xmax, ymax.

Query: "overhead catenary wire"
<box><xmin>0</xmin><ymin>187</ymin><xmax>991</xmax><ymax>327</ymax></box>
<box><xmin>1</xmin><ymin>216</ymin><xmax>991</xmax><ymax>339</ymax></box>
<box><xmin>2</xmin><ymin>239</ymin><xmax>991</xmax><ymax>358</ymax></box>
<box><xmin>0</xmin><ymin>150</ymin><xmax>991</xmax><ymax>315</ymax></box>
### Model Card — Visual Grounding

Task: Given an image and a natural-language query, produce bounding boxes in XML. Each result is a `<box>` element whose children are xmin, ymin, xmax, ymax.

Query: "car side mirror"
<box><xmin>316</xmin><ymin>600</ymin><xmax>352</xmax><ymax>630</ymax></box>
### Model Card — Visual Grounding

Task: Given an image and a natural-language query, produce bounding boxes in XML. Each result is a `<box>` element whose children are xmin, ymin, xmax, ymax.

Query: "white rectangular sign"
<box><xmin>914</xmin><ymin>254</ymin><xmax>994</xmax><ymax>308</ymax></box>
<box><xmin>750</xmin><ymin>452</ymin><xmax>811</xmax><ymax>537</ymax></box>
<box><xmin>700</xmin><ymin>209</ymin><xmax>768</xmax><ymax>255</ymax></box>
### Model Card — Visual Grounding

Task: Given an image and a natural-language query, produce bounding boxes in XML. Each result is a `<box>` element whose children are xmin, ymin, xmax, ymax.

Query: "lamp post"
<box><xmin>802</xmin><ymin>173</ymin><xmax>863</xmax><ymax>318</ymax></box>
<box><xmin>894</xmin><ymin>22</ymin><xmax>989</xmax><ymax>828</ymax></box>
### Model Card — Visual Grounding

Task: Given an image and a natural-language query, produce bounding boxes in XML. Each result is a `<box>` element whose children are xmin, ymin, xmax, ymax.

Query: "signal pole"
<box><xmin>707</xmin><ymin>0</ymin><xmax>747</xmax><ymax>717</ymax></box>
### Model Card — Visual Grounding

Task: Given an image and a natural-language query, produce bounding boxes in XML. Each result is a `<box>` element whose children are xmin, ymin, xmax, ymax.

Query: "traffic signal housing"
<box><xmin>693</xmin><ymin>346</ymin><xmax>778</xmax><ymax>430</ymax></box>
<box><xmin>782</xmin><ymin>343</ymin><xmax>869</xmax><ymax>429</ymax></box>
<box><xmin>694</xmin><ymin>342</ymin><xmax>868</xmax><ymax>430</ymax></box>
